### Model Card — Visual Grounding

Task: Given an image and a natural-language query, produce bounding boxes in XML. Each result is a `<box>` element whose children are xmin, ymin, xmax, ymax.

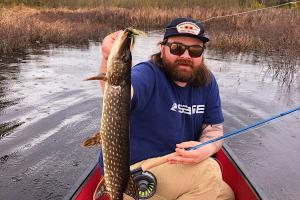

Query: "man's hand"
<box><xmin>99</xmin><ymin>30</ymin><xmax>123</xmax><ymax>90</ymax></box>
<box><xmin>167</xmin><ymin>141</ymin><xmax>216</xmax><ymax>165</ymax></box>
<box><xmin>101</xmin><ymin>30</ymin><xmax>123</xmax><ymax>61</ymax></box>
<box><xmin>167</xmin><ymin>124</ymin><xmax>224</xmax><ymax>165</ymax></box>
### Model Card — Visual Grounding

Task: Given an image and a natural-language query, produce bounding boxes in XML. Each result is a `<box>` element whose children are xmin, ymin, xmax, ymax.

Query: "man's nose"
<box><xmin>180</xmin><ymin>49</ymin><xmax>191</xmax><ymax>58</ymax></box>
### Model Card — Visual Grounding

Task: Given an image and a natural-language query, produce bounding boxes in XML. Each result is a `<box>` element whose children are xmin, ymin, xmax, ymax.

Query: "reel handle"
<box><xmin>131</xmin><ymin>168</ymin><xmax>157</xmax><ymax>199</ymax></box>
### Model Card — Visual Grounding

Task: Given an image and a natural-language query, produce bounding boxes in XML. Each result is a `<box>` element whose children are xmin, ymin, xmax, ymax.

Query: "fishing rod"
<box><xmin>132</xmin><ymin>106</ymin><xmax>300</xmax><ymax>199</ymax></box>
<box><xmin>203</xmin><ymin>1</ymin><xmax>300</xmax><ymax>22</ymax></box>
<box><xmin>186</xmin><ymin>105</ymin><xmax>300</xmax><ymax>151</ymax></box>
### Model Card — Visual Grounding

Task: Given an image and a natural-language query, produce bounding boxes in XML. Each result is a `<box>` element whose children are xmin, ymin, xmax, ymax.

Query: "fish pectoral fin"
<box><xmin>84</xmin><ymin>73</ymin><xmax>107</xmax><ymax>81</ymax></box>
<box><xmin>93</xmin><ymin>177</ymin><xmax>107</xmax><ymax>200</ymax></box>
<box><xmin>81</xmin><ymin>132</ymin><xmax>102</xmax><ymax>147</ymax></box>
<box><xmin>125</xmin><ymin>174</ymin><xmax>138</xmax><ymax>199</ymax></box>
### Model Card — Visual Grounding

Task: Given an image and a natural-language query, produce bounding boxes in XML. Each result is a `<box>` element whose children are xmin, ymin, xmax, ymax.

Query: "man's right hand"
<box><xmin>101</xmin><ymin>30</ymin><xmax>123</xmax><ymax>61</ymax></box>
<box><xmin>99</xmin><ymin>30</ymin><xmax>124</xmax><ymax>93</ymax></box>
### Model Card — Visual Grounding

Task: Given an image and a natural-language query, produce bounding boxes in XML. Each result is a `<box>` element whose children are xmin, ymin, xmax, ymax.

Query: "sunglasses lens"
<box><xmin>169</xmin><ymin>43</ymin><xmax>186</xmax><ymax>56</ymax></box>
<box><xmin>166</xmin><ymin>42</ymin><xmax>204</xmax><ymax>57</ymax></box>
<box><xmin>189</xmin><ymin>46</ymin><xmax>204</xmax><ymax>57</ymax></box>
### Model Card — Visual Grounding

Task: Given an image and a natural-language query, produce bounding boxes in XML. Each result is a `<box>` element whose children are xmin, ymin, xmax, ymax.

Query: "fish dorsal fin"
<box><xmin>93</xmin><ymin>178</ymin><xmax>107</xmax><ymax>200</ymax></box>
<box><xmin>125</xmin><ymin>174</ymin><xmax>138</xmax><ymax>199</ymax></box>
<box><xmin>81</xmin><ymin>132</ymin><xmax>102</xmax><ymax>147</ymax></box>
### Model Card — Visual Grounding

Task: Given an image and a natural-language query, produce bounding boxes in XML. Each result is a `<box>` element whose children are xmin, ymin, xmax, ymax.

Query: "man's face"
<box><xmin>160</xmin><ymin>36</ymin><xmax>204</xmax><ymax>83</ymax></box>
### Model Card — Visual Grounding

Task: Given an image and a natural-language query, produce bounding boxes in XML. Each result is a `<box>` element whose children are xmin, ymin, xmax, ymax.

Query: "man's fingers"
<box><xmin>102</xmin><ymin>30</ymin><xmax>124</xmax><ymax>59</ymax></box>
<box><xmin>176</xmin><ymin>141</ymin><xmax>199</xmax><ymax>149</ymax></box>
<box><xmin>111</xmin><ymin>30</ymin><xmax>123</xmax><ymax>40</ymax></box>
<box><xmin>175</xmin><ymin>148</ymin><xmax>198</xmax><ymax>158</ymax></box>
<box><xmin>104</xmin><ymin>30</ymin><xmax>123</xmax><ymax>43</ymax></box>
<box><xmin>168</xmin><ymin>155</ymin><xmax>197</xmax><ymax>165</ymax></box>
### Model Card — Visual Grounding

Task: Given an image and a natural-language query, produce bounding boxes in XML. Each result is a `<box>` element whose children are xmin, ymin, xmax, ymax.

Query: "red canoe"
<box><xmin>64</xmin><ymin>148</ymin><xmax>260</xmax><ymax>200</ymax></box>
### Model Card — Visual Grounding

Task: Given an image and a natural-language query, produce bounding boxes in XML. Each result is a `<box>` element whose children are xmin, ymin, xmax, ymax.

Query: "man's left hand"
<box><xmin>167</xmin><ymin>141</ymin><xmax>214</xmax><ymax>165</ymax></box>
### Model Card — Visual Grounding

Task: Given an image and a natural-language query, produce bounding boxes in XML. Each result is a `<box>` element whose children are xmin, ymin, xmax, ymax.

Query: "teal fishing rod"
<box><xmin>132</xmin><ymin>106</ymin><xmax>300</xmax><ymax>199</ymax></box>
<box><xmin>186</xmin><ymin>106</ymin><xmax>300</xmax><ymax>151</ymax></box>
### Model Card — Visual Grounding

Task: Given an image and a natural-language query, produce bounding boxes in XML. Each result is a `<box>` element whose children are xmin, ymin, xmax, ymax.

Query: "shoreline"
<box><xmin>0</xmin><ymin>6</ymin><xmax>299</xmax><ymax>59</ymax></box>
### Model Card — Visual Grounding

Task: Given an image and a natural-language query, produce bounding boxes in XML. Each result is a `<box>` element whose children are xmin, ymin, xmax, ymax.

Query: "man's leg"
<box><xmin>217</xmin><ymin>181</ymin><xmax>235</xmax><ymax>200</ymax></box>
<box><xmin>124</xmin><ymin>157</ymin><xmax>234</xmax><ymax>200</ymax></box>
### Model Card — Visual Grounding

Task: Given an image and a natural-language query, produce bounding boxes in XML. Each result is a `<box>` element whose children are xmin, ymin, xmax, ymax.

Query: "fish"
<box><xmin>82</xmin><ymin>28</ymin><xmax>139</xmax><ymax>200</ymax></box>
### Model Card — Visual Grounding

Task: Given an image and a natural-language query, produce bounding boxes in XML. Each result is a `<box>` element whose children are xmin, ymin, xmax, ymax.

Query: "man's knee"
<box><xmin>194</xmin><ymin>158</ymin><xmax>222</xmax><ymax>180</ymax></box>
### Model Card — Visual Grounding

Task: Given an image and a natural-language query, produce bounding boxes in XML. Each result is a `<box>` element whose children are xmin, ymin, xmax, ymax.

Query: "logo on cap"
<box><xmin>176</xmin><ymin>22</ymin><xmax>201</xmax><ymax>35</ymax></box>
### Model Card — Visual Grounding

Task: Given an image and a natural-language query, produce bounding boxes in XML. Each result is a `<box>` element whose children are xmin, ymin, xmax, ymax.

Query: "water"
<box><xmin>0</xmin><ymin>33</ymin><xmax>299</xmax><ymax>200</ymax></box>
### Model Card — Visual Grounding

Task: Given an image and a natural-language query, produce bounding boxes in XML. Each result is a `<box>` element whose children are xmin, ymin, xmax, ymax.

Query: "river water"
<box><xmin>0</xmin><ymin>33</ymin><xmax>299</xmax><ymax>200</ymax></box>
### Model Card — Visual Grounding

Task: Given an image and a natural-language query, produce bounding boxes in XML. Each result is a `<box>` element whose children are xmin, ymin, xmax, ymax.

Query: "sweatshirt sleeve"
<box><xmin>131</xmin><ymin>62</ymin><xmax>156</xmax><ymax>112</ymax></box>
<box><xmin>203</xmin><ymin>74</ymin><xmax>224</xmax><ymax>124</ymax></box>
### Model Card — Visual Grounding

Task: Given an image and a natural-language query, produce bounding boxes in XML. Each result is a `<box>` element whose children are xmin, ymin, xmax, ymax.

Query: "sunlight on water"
<box><xmin>0</xmin><ymin>32</ymin><xmax>299</xmax><ymax>200</ymax></box>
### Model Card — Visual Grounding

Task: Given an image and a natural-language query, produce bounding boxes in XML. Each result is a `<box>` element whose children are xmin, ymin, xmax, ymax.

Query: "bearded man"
<box><xmin>99</xmin><ymin>17</ymin><xmax>234</xmax><ymax>200</ymax></box>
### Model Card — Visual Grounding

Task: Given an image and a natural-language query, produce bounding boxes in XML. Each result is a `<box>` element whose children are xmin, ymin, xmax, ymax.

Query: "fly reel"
<box><xmin>131</xmin><ymin>167</ymin><xmax>157</xmax><ymax>199</ymax></box>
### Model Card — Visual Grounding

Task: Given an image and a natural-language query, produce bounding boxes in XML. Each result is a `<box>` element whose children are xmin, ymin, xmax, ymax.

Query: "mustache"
<box><xmin>175</xmin><ymin>58</ymin><xmax>193</xmax><ymax>66</ymax></box>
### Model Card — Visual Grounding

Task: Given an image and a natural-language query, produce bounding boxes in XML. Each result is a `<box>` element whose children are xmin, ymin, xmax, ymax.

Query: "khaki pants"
<box><xmin>124</xmin><ymin>157</ymin><xmax>234</xmax><ymax>200</ymax></box>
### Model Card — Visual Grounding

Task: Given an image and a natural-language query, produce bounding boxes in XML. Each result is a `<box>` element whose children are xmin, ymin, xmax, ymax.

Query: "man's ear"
<box><xmin>160</xmin><ymin>44</ymin><xmax>164</xmax><ymax>58</ymax></box>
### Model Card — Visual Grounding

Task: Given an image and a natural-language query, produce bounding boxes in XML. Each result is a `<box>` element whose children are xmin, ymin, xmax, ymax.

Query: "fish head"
<box><xmin>106</xmin><ymin>29</ymin><xmax>136</xmax><ymax>86</ymax></box>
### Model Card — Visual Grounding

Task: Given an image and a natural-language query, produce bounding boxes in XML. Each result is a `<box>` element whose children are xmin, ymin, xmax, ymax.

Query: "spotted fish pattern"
<box><xmin>83</xmin><ymin>29</ymin><xmax>138</xmax><ymax>200</ymax></box>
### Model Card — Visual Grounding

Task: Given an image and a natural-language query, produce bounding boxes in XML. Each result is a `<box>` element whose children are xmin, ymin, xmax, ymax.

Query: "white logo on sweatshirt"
<box><xmin>170</xmin><ymin>103</ymin><xmax>204</xmax><ymax>115</ymax></box>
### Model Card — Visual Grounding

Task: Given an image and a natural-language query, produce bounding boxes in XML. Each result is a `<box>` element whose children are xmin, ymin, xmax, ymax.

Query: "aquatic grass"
<box><xmin>0</xmin><ymin>0</ymin><xmax>265</xmax><ymax>9</ymax></box>
<box><xmin>0</xmin><ymin>7</ymin><xmax>106</xmax><ymax>54</ymax></box>
<box><xmin>0</xmin><ymin>6</ymin><xmax>299</xmax><ymax>59</ymax></box>
<box><xmin>263</xmin><ymin>49</ymin><xmax>300</xmax><ymax>88</ymax></box>
<box><xmin>207</xmin><ymin>8</ymin><xmax>300</xmax><ymax>56</ymax></box>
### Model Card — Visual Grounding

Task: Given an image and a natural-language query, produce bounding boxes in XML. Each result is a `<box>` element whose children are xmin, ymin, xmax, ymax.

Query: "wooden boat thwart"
<box><xmin>64</xmin><ymin>148</ymin><xmax>260</xmax><ymax>200</ymax></box>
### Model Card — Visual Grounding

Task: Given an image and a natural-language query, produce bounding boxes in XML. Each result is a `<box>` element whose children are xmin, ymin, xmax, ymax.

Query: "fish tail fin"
<box><xmin>126</xmin><ymin>28</ymin><xmax>147</xmax><ymax>51</ymax></box>
<box><xmin>81</xmin><ymin>132</ymin><xmax>102</xmax><ymax>147</ymax></box>
<box><xmin>125</xmin><ymin>174</ymin><xmax>138</xmax><ymax>199</ymax></box>
<box><xmin>84</xmin><ymin>73</ymin><xmax>107</xmax><ymax>81</ymax></box>
<box><xmin>93</xmin><ymin>177</ymin><xmax>107</xmax><ymax>200</ymax></box>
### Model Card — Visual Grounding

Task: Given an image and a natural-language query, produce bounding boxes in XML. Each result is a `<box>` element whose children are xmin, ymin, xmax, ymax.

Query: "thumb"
<box><xmin>102</xmin><ymin>30</ymin><xmax>123</xmax><ymax>59</ymax></box>
<box><xmin>176</xmin><ymin>141</ymin><xmax>200</xmax><ymax>149</ymax></box>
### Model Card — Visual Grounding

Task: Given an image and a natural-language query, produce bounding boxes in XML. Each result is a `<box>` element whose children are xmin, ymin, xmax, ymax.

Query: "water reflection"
<box><xmin>0</xmin><ymin>34</ymin><xmax>299</xmax><ymax>200</ymax></box>
<box><xmin>0</xmin><ymin>55</ymin><xmax>28</xmax><ymax>138</ymax></box>
<box><xmin>263</xmin><ymin>55</ymin><xmax>299</xmax><ymax>88</ymax></box>
<box><xmin>1</xmin><ymin>38</ymin><xmax>299</xmax><ymax>140</ymax></box>
<box><xmin>207</xmin><ymin>49</ymin><xmax>300</xmax><ymax>89</ymax></box>
<box><xmin>0</xmin><ymin>121</ymin><xmax>24</xmax><ymax>139</ymax></box>
<box><xmin>0</xmin><ymin>60</ymin><xmax>21</xmax><ymax>110</ymax></box>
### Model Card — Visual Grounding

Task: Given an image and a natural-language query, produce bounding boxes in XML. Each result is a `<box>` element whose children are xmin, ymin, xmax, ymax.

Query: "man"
<box><xmin>99</xmin><ymin>17</ymin><xmax>234</xmax><ymax>200</ymax></box>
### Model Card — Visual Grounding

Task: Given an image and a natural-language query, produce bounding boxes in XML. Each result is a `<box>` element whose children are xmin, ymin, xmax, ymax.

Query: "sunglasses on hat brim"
<box><xmin>161</xmin><ymin>41</ymin><xmax>205</xmax><ymax>58</ymax></box>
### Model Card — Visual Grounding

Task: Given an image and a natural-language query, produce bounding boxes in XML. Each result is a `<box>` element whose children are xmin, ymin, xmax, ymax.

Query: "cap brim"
<box><xmin>164</xmin><ymin>33</ymin><xmax>210</xmax><ymax>43</ymax></box>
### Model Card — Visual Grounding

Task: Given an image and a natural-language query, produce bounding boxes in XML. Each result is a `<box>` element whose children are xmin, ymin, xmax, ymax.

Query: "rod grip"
<box><xmin>140</xmin><ymin>152</ymin><xmax>176</xmax><ymax>171</ymax></box>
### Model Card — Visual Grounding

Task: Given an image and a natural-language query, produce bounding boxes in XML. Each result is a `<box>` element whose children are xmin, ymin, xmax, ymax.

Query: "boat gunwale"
<box><xmin>63</xmin><ymin>160</ymin><xmax>99</xmax><ymax>200</ymax></box>
<box><xmin>221</xmin><ymin>145</ymin><xmax>261</xmax><ymax>200</ymax></box>
<box><xmin>65</xmin><ymin>147</ymin><xmax>262</xmax><ymax>200</ymax></box>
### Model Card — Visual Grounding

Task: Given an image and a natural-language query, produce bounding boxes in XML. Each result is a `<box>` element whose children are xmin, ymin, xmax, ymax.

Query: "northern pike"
<box><xmin>83</xmin><ymin>28</ymin><xmax>139</xmax><ymax>200</ymax></box>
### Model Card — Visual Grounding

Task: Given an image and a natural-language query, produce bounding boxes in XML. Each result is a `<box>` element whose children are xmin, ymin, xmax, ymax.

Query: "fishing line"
<box><xmin>185</xmin><ymin>106</ymin><xmax>300</xmax><ymax>151</ymax></box>
<box><xmin>203</xmin><ymin>0</ymin><xmax>300</xmax><ymax>22</ymax></box>
<box><xmin>146</xmin><ymin>1</ymin><xmax>300</xmax><ymax>34</ymax></box>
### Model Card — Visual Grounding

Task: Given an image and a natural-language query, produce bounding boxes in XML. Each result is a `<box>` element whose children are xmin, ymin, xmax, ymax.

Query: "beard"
<box><xmin>161</xmin><ymin>56</ymin><xmax>203</xmax><ymax>83</ymax></box>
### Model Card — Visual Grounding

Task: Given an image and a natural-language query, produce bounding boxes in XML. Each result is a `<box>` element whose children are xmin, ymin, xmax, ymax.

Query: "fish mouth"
<box><xmin>112</xmin><ymin>31</ymin><xmax>133</xmax><ymax>57</ymax></box>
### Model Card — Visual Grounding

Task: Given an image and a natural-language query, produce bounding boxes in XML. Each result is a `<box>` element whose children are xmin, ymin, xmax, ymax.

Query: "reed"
<box><xmin>0</xmin><ymin>0</ymin><xmax>268</xmax><ymax>9</ymax></box>
<box><xmin>0</xmin><ymin>6</ymin><xmax>299</xmax><ymax>60</ymax></box>
<box><xmin>208</xmin><ymin>9</ymin><xmax>300</xmax><ymax>54</ymax></box>
<box><xmin>0</xmin><ymin>7</ymin><xmax>107</xmax><ymax>54</ymax></box>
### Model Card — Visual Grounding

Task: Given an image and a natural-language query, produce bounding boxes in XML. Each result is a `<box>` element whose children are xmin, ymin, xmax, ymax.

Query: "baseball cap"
<box><xmin>163</xmin><ymin>17</ymin><xmax>209</xmax><ymax>43</ymax></box>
